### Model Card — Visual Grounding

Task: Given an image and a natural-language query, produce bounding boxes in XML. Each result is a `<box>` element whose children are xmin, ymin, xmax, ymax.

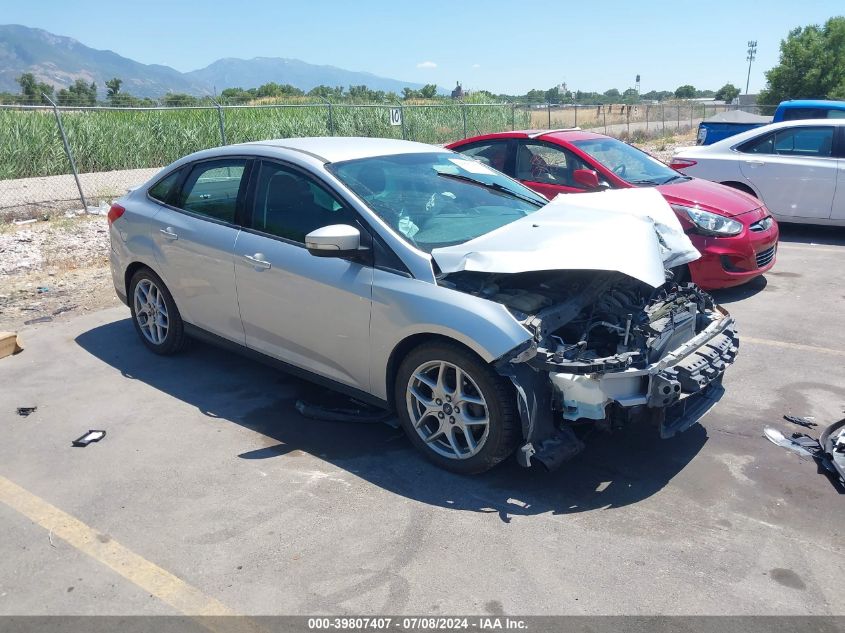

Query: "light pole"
<box><xmin>745</xmin><ymin>40</ymin><xmax>757</xmax><ymax>96</ymax></box>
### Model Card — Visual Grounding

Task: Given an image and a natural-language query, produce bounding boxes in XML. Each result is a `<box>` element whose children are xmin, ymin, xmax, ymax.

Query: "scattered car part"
<box><xmin>783</xmin><ymin>414</ymin><xmax>817</xmax><ymax>428</ymax></box>
<box><xmin>764</xmin><ymin>421</ymin><xmax>845</xmax><ymax>487</ymax></box>
<box><xmin>0</xmin><ymin>332</ymin><xmax>24</xmax><ymax>358</ymax></box>
<box><xmin>16</xmin><ymin>407</ymin><xmax>37</xmax><ymax>417</ymax></box>
<box><xmin>23</xmin><ymin>316</ymin><xmax>52</xmax><ymax>325</ymax></box>
<box><xmin>71</xmin><ymin>430</ymin><xmax>106</xmax><ymax>447</ymax></box>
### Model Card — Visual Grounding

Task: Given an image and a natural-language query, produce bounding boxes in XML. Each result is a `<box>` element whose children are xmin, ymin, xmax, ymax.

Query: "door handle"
<box><xmin>159</xmin><ymin>227</ymin><xmax>178</xmax><ymax>240</ymax></box>
<box><xmin>244</xmin><ymin>254</ymin><xmax>271</xmax><ymax>270</ymax></box>
<box><xmin>745</xmin><ymin>160</ymin><xmax>765</xmax><ymax>166</ymax></box>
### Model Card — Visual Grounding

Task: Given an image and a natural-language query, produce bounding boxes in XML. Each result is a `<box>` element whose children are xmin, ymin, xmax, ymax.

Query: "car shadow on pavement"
<box><xmin>76</xmin><ymin>318</ymin><xmax>708</xmax><ymax>522</ymax></box>
<box><xmin>776</xmin><ymin>223</ymin><xmax>845</xmax><ymax>247</ymax></box>
<box><xmin>709</xmin><ymin>275</ymin><xmax>768</xmax><ymax>304</ymax></box>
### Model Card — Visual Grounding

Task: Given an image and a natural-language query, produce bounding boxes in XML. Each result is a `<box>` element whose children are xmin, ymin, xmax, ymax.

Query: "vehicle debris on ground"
<box><xmin>763</xmin><ymin>418</ymin><xmax>845</xmax><ymax>487</ymax></box>
<box><xmin>0</xmin><ymin>331</ymin><xmax>24</xmax><ymax>358</ymax></box>
<box><xmin>71</xmin><ymin>430</ymin><xmax>106</xmax><ymax>447</ymax></box>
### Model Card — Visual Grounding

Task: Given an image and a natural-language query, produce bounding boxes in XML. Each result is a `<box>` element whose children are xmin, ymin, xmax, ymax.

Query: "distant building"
<box><xmin>731</xmin><ymin>93</ymin><xmax>761</xmax><ymax>114</ymax></box>
<box><xmin>451</xmin><ymin>82</ymin><xmax>464</xmax><ymax>99</ymax></box>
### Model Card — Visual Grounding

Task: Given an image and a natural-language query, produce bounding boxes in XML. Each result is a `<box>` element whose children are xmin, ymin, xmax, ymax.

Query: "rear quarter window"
<box><xmin>148</xmin><ymin>169</ymin><xmax>183</xmax><ymax>204</ymax></box>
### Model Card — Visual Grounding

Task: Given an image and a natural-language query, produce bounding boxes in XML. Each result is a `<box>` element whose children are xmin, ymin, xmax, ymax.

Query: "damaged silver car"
<box><xmin>109</xmin><ymin>137</ymin><xmax>738</xmax><ymax>474</ymax></box>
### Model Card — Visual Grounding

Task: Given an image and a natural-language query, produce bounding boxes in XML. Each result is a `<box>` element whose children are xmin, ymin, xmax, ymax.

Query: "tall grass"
<box><xmin>0</xmin><ymin>104</ymin><xmax>529</xmax><ymax>179</ymax></box>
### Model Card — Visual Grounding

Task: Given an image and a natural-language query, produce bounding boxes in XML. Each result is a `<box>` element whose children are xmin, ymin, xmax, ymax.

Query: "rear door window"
<box><xmin>454</xmin><ymin>141</ymin><xmax>511</xmax><ymax>174</ymax></box>
<box><xmin>176</xmin><ymin>159</ymin><xmax>248</xmax><ymax>223</ymax></box>
<box><xmin>773</xmin><ymin>127</ymin><xmax>834</xmax><ymax>157</ymax></box>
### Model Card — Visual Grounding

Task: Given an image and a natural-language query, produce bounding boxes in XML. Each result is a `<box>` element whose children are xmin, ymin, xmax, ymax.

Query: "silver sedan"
<box><xmin>108</xmin><ymin>137</ymin><xmax>737</xmax><ymax>473</ymax></box>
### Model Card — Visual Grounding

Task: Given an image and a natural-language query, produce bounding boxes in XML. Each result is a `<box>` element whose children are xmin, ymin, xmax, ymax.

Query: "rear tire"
<box><xmin>395</xmin><ymin>341</ymin><xmax>519</xmax><ymax>474</ymax></box>
<box><xmin>128</xmin><ymin>268</ymin><xmax>187</xmax><ymax>355</ymax></box>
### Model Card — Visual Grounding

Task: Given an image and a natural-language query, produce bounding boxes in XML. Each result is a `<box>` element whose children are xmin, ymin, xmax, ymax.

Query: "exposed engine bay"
<box><xmin>439</xmin><ymin>269</ymin><xmax>739</xmax><ymax>470</ymax></box>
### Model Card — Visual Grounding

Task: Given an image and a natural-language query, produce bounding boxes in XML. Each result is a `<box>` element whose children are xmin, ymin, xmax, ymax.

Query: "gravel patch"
<box><xmin>0</xmin><ymin>167</ymin><xmax>161</xmax><ymax>220</ymax></box>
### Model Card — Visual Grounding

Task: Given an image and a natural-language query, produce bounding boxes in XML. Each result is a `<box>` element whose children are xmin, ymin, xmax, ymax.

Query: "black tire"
<box><xmin>394</xmin><ymin>341</ymin><xmax>520</xmax><ymax>474</ymax></box>
<box><xmin>128</xmin><ymin>268</ymin><xmax>187</xmax><ymax>355</ymax></box>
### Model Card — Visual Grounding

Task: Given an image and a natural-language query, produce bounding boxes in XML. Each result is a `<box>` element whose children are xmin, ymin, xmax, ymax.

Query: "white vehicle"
<box><xmin>670</xmin><ymin>119</ymin><xmax>845</xmax><ymax>226</ymax></box>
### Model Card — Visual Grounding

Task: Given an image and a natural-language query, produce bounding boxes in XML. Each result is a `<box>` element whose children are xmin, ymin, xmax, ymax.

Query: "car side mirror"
<box><xmin>573</xmin><ymin>169</ymin><xmax>603</xmax><ymax>190</ymax></box>
<box><xmin>305</xmin><ymin>224</ymin><xmax>362</xmax><ymax>258</ymax></box>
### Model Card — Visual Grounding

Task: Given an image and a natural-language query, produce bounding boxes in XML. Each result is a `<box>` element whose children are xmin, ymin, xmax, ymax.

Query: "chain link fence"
<box><xmin>0</xmin><ymin>100</ymin><xmax>765</xmax><ymax>221</ymax></box>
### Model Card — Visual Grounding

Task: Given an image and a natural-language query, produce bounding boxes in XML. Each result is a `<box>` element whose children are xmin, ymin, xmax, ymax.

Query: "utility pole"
<box><xmin>745</xmin><ymin>40</ymin><xmax>757</xmax><ymax>96</ymax></box>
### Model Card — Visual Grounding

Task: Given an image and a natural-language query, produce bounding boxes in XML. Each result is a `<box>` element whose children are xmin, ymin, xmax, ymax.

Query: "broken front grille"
<box><xmin>756</xmin><ymin>246</ymin><xmax>776</xmax><ymax>268</ymax></box>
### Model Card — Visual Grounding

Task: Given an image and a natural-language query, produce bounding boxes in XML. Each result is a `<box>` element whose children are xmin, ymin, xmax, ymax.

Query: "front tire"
<box><xmin>395</xmin><ymin>342</ymin><xmax>519</xmax><ymax>474</ymax></box>
<box><xmin>128</xmin><ymin>268</ymin><xmax>187</xmax><ymax>355</ymax></box>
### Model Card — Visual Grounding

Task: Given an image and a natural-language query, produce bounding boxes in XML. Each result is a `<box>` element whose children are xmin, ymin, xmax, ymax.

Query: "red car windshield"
<box><xmin>572</xmin><ymin>137</ymin><xmax>687</xmax><ymax>186</ymax></box>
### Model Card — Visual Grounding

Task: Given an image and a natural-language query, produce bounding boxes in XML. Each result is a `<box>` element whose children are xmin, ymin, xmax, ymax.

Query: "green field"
<box><xmin>0</xmin><ymin>104</ymin><xmax>529</xmax><ymax>179</ymax></box>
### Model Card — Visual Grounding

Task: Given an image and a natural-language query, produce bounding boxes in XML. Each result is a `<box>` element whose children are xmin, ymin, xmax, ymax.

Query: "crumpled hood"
<box><xmin>431</xmin><ymin>188</ymin><xmax>700</xmax><ymax>288</ymax></box>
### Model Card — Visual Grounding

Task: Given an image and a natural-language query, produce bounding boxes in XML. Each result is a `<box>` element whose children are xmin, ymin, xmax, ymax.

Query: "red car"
<box><xmin>446</xmin><ymin>130</ymin><xmax>779</xmax><ymax>290</ymax></box>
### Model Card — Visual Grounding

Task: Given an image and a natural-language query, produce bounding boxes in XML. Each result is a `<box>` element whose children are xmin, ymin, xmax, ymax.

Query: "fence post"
<box><xmin>662</xmin><ymin>103</ymin><xmax>665</xmax><ymax>135</ymax></box>
<box><xmin>690</xmin><ymin>103</ymin><xmax>693</xmax><ymax>128</ymax></box>
<box><xmin>645</xmin><ymin>105</ymin><xmax>649</xmax><ymax>130</ymax></box>
<box><xmin>677</xmin><ymin>104</ymin><xmax>680</xmax><ymax>130</ymax></box>
<box><xmin>547</xmin><ymin>103</ymin><xmax>551</xmax><ymax>128</ymax></box>
<box><xmin>574</xmin><ymin>104</ymin><xmax>578</xmax><ymax>128</ymax></box>
<box><xmin>320</xmin><ymin>97</ymin><xmax>334</xmax><ymax>135</ymax></box>
<box><xmin>603</xmin><ymin>107</ymin><xmax>607</xmax><ymax>134</ymax></box>
<box><xmin>211</xmin><ymin>99</ymin><xmax>227</xmax><ymax>145</ymax></box>
<box><xmin>43</xmin><ymin>93</ymin><xmax>88</xmax><ymax>211</ymax></box>
<box><xmin>511</xmin><ymin>102</ymin><xmax>515</xmax><ymax>131</ymax></box>
<box><xmin>460</xmin><ymin>100</ymin><xmax>468</xmax><ymax>138</ymax></box>
<box><xmin>626</xmin><ymin>106</ymin><xmax>630</xmax><ymax>136</ymax></box>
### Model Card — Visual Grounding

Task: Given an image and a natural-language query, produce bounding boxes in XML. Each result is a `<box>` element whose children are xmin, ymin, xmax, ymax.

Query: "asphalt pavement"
<box><xmin>1</xmin><ymin>224</ymin><xmax>843</xmax><ymax>617</ymax></box>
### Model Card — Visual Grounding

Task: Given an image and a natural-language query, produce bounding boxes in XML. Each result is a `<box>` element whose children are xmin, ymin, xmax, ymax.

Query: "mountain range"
<box><xmin>0</xmin><ymin>24</ymin><xmax>424</xmax><ymax>98</ymax></box>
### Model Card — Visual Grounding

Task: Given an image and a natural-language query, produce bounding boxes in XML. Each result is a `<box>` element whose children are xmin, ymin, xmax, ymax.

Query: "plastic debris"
<box><xmin>13</xmin><ymin>218</ymin><xmax>38</xmax><ymax>225</ymax></box>
<box><xmin>0</xmin><ymin>331</ymin><xmax>24</xmax><ymax>358</ymax></box>
<box><xmin>16</xmin><ymin>407</ymin><xmax>37</xmax><ymax>417</ymax></box>
<box><xmin>24</xmin><ymin>316</ymin><xmax>53</xmax><ymax>325</ymax></box>
<box><xmin>72</xmin><ymin>430</ymin><xmax>106</xmax><ymax>447</ymax></box>
<box><xmin>783</xmin><ymin>414</ymin><xmax>817</xmax><ymax>428</ymax></box>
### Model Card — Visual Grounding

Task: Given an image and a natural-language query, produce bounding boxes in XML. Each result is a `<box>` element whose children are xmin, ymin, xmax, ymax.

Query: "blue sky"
<box><xmin>3</xmin><ymin>0</ymin><xmax>843</xmax><ymax>94</ymax></box>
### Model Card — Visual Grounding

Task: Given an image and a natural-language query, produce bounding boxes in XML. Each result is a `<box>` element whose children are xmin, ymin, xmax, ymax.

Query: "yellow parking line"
<box><xmin>743</xmin><ymin>336</ymin><xmax>845</xmax><ymax>357</ymax></box>
<box><xmin>0</xmin><ymin>476</ymin><xmax>261</xmax><ymax>631</ymax></box>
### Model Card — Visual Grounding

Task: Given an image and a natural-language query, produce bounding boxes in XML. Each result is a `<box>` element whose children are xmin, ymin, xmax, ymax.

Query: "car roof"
<box><xmin>449</xmin><ymin>129</ymin><xmax>609</xmax><ymax>146</ymax></box>
<box><xmin>776</xmin><ymin>99</ymin><xmax>845</xmax><ymax>109</ymax></box>
<box><xmin>240</xmin><ymin>136</ymin><xmax>443</xmax><ymax>163</ymax></box>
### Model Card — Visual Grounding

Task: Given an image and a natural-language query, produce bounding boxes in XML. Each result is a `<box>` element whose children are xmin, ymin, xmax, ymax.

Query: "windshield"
<box><xmin>572</xmin><ymin>138</ymin><xmax>685</xmax><ymax>186</ymax></box>
<box><xmin>329</xmin><ymin>152</ymin><xmax>546</xmax><ymax>252</ymax></box>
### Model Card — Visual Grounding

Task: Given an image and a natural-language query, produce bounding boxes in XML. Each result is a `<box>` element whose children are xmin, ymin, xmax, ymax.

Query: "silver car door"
<box><xmin>738</xmin><ymin>125</ymin><xmax>837</xmax><ymax>220</ymax></box>
<box><xmin>233</xmin><ymin>160</ymin><xmax>373</xmax><ymax>391</ymax></box>
<box><xmin>150</xmin><ymin>158</ymin><xmax>248</xmax><ymax>343</ymax></box>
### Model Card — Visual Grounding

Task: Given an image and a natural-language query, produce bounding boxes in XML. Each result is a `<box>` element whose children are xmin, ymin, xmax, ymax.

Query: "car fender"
<box><xmin>369</xmin><ymin>270</ymin><xmax>532</xmax><ymax>401</ymax></box>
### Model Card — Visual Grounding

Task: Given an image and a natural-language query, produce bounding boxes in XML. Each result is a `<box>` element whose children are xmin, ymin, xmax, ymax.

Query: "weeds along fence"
<box><xmin>0</xmin><ymin>100</ymin><xmax>757</xmax><ymax>219</ymax></box>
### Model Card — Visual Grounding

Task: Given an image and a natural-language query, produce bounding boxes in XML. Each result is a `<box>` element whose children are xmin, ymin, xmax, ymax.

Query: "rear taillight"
<box><xmin>107</xmin><ymin>203</ymin><xmax>125</xmax><ymax>225</ymax></box>
<box><xmin>670</xmin><ymin>158</ymin><xmax>697</xmax><ymax>171</ymax></box>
